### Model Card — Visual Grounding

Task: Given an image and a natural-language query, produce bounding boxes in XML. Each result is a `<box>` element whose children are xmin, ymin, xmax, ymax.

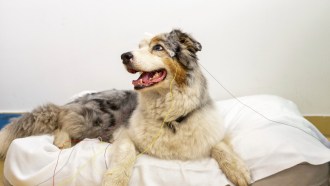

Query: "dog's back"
<box><xmin>0</xmin><ymin>89</ymin><xmax>138</xmax><ymax>160</ymax></box>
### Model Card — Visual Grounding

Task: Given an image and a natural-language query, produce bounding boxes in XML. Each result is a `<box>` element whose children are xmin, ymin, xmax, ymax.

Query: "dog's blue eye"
<box><xmin>153</xmin><ymin>44</ymin><xmax>164</xmax><ymax>51</ymax></box>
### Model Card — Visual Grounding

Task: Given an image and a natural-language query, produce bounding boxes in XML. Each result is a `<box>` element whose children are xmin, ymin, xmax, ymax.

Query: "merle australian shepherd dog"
<box><xmin>102</xmin><ymin>29</ymin><xmax>250</xmax><ymax>186</ymax></box>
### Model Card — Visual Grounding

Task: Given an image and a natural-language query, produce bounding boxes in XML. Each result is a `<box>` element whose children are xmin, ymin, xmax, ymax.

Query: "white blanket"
<box><xmin>4</xmin><ymin>95</ymin><xmax>330</xmax><ymax>186</ymax></box>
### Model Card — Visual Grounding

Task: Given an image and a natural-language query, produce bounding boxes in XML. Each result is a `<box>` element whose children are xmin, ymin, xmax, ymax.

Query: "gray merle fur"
<box><xmin>164</xmin><ymin>29</ymin><xmax>202</xmax><ymax>70</ymax></box>
<box><xmin>0</xmin><ymin>89</ymin><xmax>137</xmax><ymax>160</ymax></box>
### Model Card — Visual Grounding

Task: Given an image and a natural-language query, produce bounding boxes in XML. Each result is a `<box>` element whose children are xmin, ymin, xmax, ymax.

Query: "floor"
<box><xmin>305</xmin><ymin>116</ymin><xmax>330</xmax><ymax>140</ymax></box>
<box><xmin>0</xmin><ymin>161</ymin><xmax>4</xmax><ymax>186</ymax></box>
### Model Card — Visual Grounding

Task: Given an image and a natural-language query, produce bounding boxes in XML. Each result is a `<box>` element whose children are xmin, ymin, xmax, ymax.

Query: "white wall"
<box><xmin>0</xmin><ymin>0</ymin><xmax>329</xmax><ymax>115</ymax></box>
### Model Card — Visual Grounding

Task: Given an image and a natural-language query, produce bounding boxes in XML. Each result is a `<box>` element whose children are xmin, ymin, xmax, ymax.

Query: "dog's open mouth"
<box><xmin>130</xmin><ymin>69</ymin><xmax>167</xmax><ymax>90</ymax></box>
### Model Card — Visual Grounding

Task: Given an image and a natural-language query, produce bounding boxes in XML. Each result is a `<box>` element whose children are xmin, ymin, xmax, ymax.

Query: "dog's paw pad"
<box><xmin>54</xmin><ymin>140</ymin><xmax>72</xmax><ymax>149</ymax></box>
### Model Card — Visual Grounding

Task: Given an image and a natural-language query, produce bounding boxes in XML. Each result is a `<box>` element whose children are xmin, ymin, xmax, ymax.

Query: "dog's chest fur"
<box><xmin>127</xmin><ymin>90</ymin><xmax>225</xmax><ymax>160</ymax></box>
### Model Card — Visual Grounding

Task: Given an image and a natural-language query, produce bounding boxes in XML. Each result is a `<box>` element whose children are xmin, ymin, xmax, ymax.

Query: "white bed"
<box><xmin>4</xmin><ymin>95</ymin><xmax>330</xmax><ymax>186</ymax></box>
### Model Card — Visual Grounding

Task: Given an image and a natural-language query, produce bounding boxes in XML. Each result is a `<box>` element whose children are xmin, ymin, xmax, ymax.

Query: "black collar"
<box><xmin>164</xmin><ymin>112</ymin><xmax>191</xmax><ymax>133</ymax></box>
<box><xmin>164</xmin><ymin>101</ymin><xmax>211</xmax><ymax>133</ymax></box>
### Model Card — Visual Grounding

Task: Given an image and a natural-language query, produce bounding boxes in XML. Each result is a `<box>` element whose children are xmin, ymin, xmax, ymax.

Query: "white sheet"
<box><xmin>4</xmin><ymin>95</ymin><xmax>330</xmax><ymax>186</ymax></box>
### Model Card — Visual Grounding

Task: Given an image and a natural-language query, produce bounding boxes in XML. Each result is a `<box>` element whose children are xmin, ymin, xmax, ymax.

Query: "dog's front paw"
<box><xmin>53</xmin><ymin>130</ymin><xmax>71</xmax><ymax>149</ymax></box>
<box><xmin>102</xmin><ymin>168</ymin><xmax>130</xmax><ymax>186</ymax></box>
<box><xmin>227</xmin><ymin>166</ymin><xmax>251</xmax><ymax>186</ymax></box>
<box><xmin>211</xmin><ymin>141</ymin><xmax>251</xmax><ymax>186</ymax></box>
<box><xmin>218</xmin><ymin>156</ymin><xmax>251</xmax><ymax>186</ymax></box>
<box><xmin>233</xmin><ymin>154</ymin><xmax>251</xmax><ymax>186</ymax></box>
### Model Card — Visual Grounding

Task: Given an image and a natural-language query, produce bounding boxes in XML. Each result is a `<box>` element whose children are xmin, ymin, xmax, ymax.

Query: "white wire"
<box><xmin>199</xmin><ymin>63</ymin><xmax>324</xmax><ymax>143</ymax></box>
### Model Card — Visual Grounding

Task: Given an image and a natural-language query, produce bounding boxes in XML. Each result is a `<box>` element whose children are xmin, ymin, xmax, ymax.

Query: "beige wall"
<box><xmin>0</xmin><ymin>0</ymin><xmax>329</xmax><ymax>115</ymax></box>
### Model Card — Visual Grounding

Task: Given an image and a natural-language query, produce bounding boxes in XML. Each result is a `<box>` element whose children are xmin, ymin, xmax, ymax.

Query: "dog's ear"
<box><xmin>169</xmin><ymin>29</ymin><xmax>202</xmax><ymax>53</ymax></box>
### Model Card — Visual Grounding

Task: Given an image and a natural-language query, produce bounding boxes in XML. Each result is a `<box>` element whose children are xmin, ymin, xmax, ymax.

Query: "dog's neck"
<box><xmin>137</xmin><ymin>74</ymin><xmax>211</xmax><ymax>123</ymax></box>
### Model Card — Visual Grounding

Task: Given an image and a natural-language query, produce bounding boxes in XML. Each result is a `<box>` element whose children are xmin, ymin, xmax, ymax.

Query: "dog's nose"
<box><xmin>121</xmin><ymin>52</ymin><xmax>133</xmax><ymax>65</ymax></box>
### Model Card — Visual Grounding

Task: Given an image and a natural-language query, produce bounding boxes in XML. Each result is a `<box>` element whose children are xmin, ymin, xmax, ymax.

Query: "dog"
<box><xmin>0</xmin><ymin>89</ymin><xmax>137</xmax><ymax>160</ymax></box>
<box><xmin>102</xmin><ymin>29</ymin><xmax>251</xmax><ymax>186</ymax></box>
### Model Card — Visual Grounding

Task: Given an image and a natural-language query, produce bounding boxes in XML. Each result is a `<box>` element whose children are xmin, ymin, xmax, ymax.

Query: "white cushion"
<box><xmin>4</xmin><ymin>95</ymin><xmax>330</xmax><ymax>186</ymax></box>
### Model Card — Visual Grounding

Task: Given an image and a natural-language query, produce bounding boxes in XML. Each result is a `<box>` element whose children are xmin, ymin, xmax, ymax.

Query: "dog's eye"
<box><xmin>152</xmin><ymin>44</ymin><xmax>164</xmax><ymax>51</ymax></box>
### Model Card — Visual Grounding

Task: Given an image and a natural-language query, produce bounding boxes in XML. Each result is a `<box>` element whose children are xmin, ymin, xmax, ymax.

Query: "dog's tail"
<box><xmin>0</xmin><ymin>103</ymin><xmax>61</xmax><ymax>160</ymax></box>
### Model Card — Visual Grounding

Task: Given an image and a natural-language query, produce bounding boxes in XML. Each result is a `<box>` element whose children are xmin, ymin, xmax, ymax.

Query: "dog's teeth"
<box><xmin>154</xmin><ymin>72</ymin><xmax>160</xmax><ymax>78</ymax></box>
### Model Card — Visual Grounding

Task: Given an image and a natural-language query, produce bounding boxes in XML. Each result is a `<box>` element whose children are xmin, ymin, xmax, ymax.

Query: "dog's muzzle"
<box><xmin>121</xmin><ymin>52</ymin><xmax>133</xmax><ymax>65</ymax></box>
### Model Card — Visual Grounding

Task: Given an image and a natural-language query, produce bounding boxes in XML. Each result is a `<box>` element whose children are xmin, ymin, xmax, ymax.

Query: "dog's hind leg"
<box><xmin>0</xmin><ymin>112</ymin><xmax>38</xmax><ymax>160</ymax></box>
<box><xmin>102</xmin><ymin>127</ymin><xmax>136</xmax><ymax>186</ymax></box>
<box><xmin>0</xmin><ymin>125</ymin><xmax>15</xmax><ymax>160</ymax></box>
<box><xmin>211</xmin><ymin>138</ymin><xmax>251</xmax><ymax>186</ymax></box>
<box><xmin>53</xmin><ymin>129</ymin><xmax>71</xmax><ymax>149</ymax></box>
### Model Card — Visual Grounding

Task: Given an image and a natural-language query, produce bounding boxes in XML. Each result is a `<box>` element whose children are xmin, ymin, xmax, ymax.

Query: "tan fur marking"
<box><xmin>164</xmin><ymin>58</ymin><xmax>187</xmax><ymax>87</ymax></box>
<box><xmin>150</xmin><ymin>36</ymin><xmax>164</xmax><ymax>45</ymax></box>
<box><xmin>149</xmin><ymin>37</ymin><xmax>173</xmax><ymax>57</ymax></box>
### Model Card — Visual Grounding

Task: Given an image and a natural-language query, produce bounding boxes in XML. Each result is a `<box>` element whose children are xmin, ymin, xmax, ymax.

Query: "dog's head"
<box><xmin>121</xmin><ymin>29</ymin><xmax>202</xmax><ymax>91</ymax></box>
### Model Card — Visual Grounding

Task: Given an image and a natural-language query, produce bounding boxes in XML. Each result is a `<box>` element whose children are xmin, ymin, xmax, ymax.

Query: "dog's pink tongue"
<box><xmin>132</xmin><ymin>72</ymin><xmax>153</xmax><ymax>86</ymax></box>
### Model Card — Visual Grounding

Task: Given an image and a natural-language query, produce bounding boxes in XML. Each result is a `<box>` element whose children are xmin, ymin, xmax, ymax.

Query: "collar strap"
<box><xmin>164</xmin><ymin>101</ymin><xmax>211</xmax><ymax>133</ymax></box>
<box><xmin>164</xmin><ymin>111</ymin><xmax>192</xmax><ymax>133</ymax></box>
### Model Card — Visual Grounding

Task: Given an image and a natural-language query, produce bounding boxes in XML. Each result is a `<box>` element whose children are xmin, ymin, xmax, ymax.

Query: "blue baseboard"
<box><xmin>0</xmin><ymin>114</ymin><xmax>22</xmax><ymax>129</ymax></box>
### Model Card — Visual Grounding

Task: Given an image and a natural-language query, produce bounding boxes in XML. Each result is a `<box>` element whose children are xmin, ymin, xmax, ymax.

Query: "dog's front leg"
<box><xmin>211</xmin><ymin>139</ymin><xmax>251</xmax><ymax>186</ymax></box>
<box><xmin>102</xmin><ymin>128</ymin><xmax>136</xmax><ymax>186</ymax></box>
